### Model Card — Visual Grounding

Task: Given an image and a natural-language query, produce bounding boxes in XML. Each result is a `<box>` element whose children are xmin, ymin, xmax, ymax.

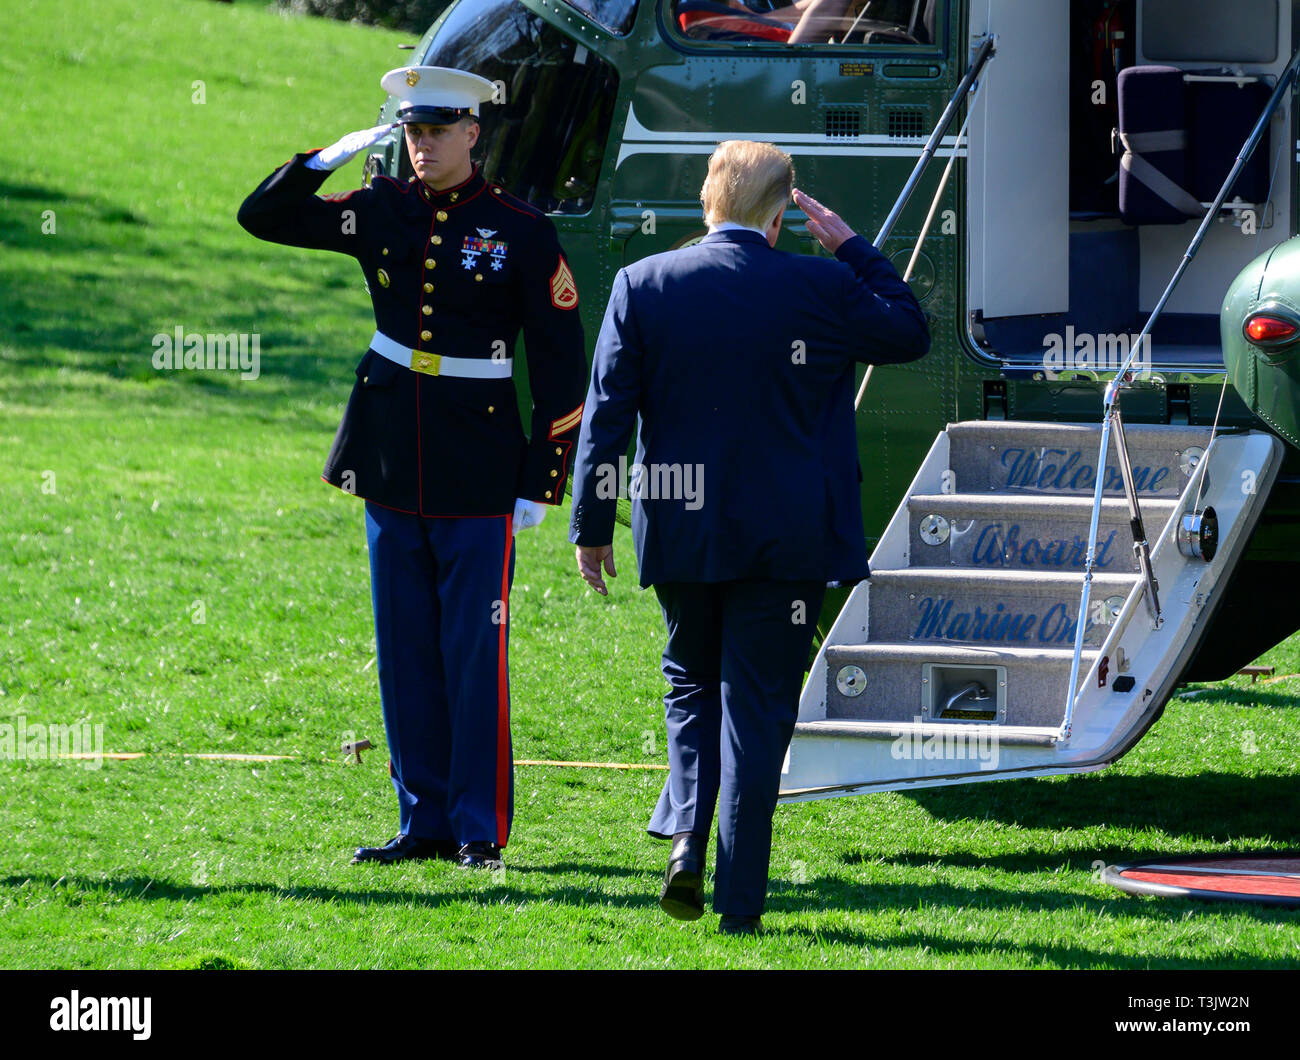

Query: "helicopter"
<box><xmin>361</xmin><ymin>0</ymin><xmax>1300</xmax><ymax>800</ymax></box>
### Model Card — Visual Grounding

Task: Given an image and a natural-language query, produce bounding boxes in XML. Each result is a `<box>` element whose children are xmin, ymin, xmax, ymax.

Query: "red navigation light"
<box><xmin>1245</xmin><ymin>313</ymin><xmax>1300</xmax><ymax>346</ymax></box>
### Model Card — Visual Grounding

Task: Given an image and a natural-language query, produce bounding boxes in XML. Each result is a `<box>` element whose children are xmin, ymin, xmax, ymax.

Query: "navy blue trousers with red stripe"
<box><xmin>364</xmin><ymin>502</ymin><xmax>515</xmax><ymax>847</ymax></box>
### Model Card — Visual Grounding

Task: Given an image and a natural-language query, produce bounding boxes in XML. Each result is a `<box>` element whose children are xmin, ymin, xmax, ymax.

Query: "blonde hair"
<box><xmin>699</xmin><ymin>140</ymin><xmax>795</xmax><ymax>230</ymax></box>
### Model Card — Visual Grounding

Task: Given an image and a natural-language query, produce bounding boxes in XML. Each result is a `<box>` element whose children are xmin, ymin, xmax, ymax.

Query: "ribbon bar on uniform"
<box><xmin>369</xmin><ymin>330</ymin><xmax>513</xmax><ymax>379</ymax></box>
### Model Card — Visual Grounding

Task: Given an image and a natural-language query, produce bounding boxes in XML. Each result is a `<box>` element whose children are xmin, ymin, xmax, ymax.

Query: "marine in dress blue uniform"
<box><xmin>238</xmin><ymin>67</ymin><xmax>587</xmax><ymax>868</ymax></box>
<box><xmin>569</xmin><ymin>143</ymin><xmax>929</xmax><ymax>929</ymax></box>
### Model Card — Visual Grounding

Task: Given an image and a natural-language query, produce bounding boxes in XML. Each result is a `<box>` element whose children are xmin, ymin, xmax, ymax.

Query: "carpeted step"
<box><xmin>905</xmin><ymin>493</ymin><xmax>1179</xmax><ymax>571</ymax></box>
<box><xmin>866</xmin><ymin>568</ymin><xmax>1138</xmax><ymax>648</ymax></box>
<box><xmin>944</xmin><ymin>420</ymin><xmax>1212</xmax><ymax>498</ymax></box>
<box><xmin>822</xmin><ymin>642</ymin><xmax>1099</xmax><ymax>728</ymax></box>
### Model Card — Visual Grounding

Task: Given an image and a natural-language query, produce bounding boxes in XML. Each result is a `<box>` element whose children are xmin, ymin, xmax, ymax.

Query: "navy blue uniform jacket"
<box><xmin>568</xmin><ymin>229</ymin><xmax>929</xmax><ymax>586</ymax></box>
<box><xmin>237</xmin><ymin>155</ymin><xmax>587</xmax><ymax>517</ymax></box>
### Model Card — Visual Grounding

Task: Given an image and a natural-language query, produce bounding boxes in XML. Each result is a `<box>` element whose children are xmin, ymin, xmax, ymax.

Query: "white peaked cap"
<box><xmin>380</xmin><ymin>66</ymin><xmax>497</xmax><ymax>123</ymax></box>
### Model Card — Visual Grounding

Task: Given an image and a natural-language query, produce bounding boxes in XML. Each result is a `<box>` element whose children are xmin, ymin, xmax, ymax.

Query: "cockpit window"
<box><xmin>420</xmin><ymin>0</ymin><xmax>620</xmax><ymax>214</ymax></box>
<box><xmin>561</xmin><ymin>0</ymin><xmax>640</xmax><ymax>36</ymax></box>
<box><xmin>671</xmin><ymin>0</ymin><xmax>940</xmax><ymax>47</ymax></box>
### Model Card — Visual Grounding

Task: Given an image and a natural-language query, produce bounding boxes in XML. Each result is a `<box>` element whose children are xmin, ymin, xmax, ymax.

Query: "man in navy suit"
<box><xmin>568</xmin><ymin>140</ymin><xmax>929</xmax><ymax>934</ymax></box>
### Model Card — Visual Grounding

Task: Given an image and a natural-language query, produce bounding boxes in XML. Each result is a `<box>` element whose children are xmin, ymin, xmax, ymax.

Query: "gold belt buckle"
<box><xmin>410</xmin><ymin>351</ymin><xmax>441</xmax><ymax>376</ymax></box>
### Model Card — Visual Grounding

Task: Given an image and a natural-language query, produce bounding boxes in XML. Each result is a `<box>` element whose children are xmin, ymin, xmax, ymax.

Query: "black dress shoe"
<box><xmin>456</xmin><ymin>841</ymin><xmax>504</xmax><ymax>870</ymax></box>
<box><xmin>351</xmin><ymin>834</ymin><xmax>459</xmax><ymax>865</ymax></box>
<box><xmin>659</xmin><ymin>833</ymin><xmax>706</xmax><ymax>921</ymax></box>
<box><xmin>718</xmin><ymin>914</ymin><xmax>762</xmax><ymax>936</ymax></box>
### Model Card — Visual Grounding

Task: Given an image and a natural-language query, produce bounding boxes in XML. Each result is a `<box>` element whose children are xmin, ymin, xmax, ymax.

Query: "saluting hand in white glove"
<box><xmin>306</xmin><ymin>123</ymin><xmax>398</xmax><ymax>172</ymax></box>
<box><xmin>512</xmin><ymin>497</ymin><xmax>547</xmax><ymax>536</ymax></box>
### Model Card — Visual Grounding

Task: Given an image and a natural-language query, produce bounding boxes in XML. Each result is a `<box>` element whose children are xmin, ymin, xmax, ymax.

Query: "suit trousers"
<box><xmin>364</xmin><ymin>501</ymin><xmax>516</xmax><ymax>847</ymax></box>
<box><xmin>647</xmin><ymin>579</ymin><xmax>826</xmax><ymax>917</ymax></box>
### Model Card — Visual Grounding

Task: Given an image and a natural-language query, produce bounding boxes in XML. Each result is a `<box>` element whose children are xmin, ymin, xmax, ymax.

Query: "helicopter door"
<box><xmin>966</xmin><ymin>0</ymin><xmax>1293</xmax><ymax>375</ymax></box>
<box><xmin>966</xmin><ymin>2</ymin><xmax>1070</xmax><ymax>322</ymax></box>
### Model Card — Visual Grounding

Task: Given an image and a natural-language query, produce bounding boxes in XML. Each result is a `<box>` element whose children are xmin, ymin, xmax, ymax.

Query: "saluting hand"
<box><xmin>794</xmin><ymin>188</ymin><xmax>858</xmax><ymax>254</ymax></box>
<box><xmin>576</xmin><ymin>545</ymin><xmax>616</xmax><ymax>596</ymax></box>
<box><xmin>306</xmin><ymin>123</ymin><xmax>399</xmax><ymax>173</ymax></box>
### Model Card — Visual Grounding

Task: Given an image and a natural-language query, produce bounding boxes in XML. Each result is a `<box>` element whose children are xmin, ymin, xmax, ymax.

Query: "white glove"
<box><xmin>305</xmin><ymin>123</ymin><xmax>397</xmax><ymax>172</ymax></box>
<box><xmin>512</xmin><ymin>498</ymin><xmax>547</xmax><ymax>536</ymax></box>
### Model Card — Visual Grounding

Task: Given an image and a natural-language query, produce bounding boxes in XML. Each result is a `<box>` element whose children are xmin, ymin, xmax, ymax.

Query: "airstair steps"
<box><xmin>905</xmin><ymin>493</ymin><xmax>1179</xmax><ymax>571</ymax></box>
<box><xmin>944</xmin><ymin>420</ymin><xmax>1212</xmax><ymax>497</ymax></box>
<box><xmin>821</xmin><ymin>642</ymin><xmax>1099</xmax><ymax>728</ymax></box>
<box><xmin>865</xmin><ymin>568</ymin><xmax>1138</xmax><ymax>648</ymax></box>
<box><xmin>782</xmin><ymin>419</ymin><xmax>1285</xmax><ymax>801</ymax></box>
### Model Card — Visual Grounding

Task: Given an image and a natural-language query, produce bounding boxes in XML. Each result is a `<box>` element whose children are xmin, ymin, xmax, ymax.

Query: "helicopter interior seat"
<box><xmin>675</xmin><ymin>0</ymin><xmax>794</xmax><ymax>42</ymax></box>
<box><xmin>674</xmin><ymin>0</ymin><xmax>936</xmax><ymax>45</ymax></box>
<box><xmin>836</xmin><ymin>0</ymin><xmax>937</xmax><ymax>46</ymax></box>
<box><xmin>802</xmin><ymin>0</ymin><xmax>937</xmax><ymax>45</ymax></box>
<box><xmin>919</xmin><ymin>0</ymin><xmax>936</xmax><ymax>44</ymax></box>
<box><xmin>1116</xmin><ymin>65</ymin><xmax>1271</xmax><ymax>227</ymax></box>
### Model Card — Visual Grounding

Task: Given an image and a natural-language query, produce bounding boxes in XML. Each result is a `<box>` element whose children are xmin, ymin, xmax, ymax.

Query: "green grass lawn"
<box><xmin>1</xmin><ymin>0</ymin><xmax>1298</xmax><ymax>970</ymax></box>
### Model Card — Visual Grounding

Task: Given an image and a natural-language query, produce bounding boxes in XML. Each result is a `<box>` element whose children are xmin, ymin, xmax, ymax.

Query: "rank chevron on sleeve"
<box><xmin>550</xmin><ymin>257</ymin><xmax>579</xmax><ymax>310</ymax></box>
<box><xmin>550</xmin><ymin>403</ymin><xmax>584</xmax><ymax>437</ymax></box>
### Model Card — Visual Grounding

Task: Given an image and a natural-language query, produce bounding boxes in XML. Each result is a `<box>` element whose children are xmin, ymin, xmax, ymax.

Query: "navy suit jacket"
<box><xmin>568</xmin><ymin>229</ymin><xmax>929</xmax><ymax>587</ymax></box>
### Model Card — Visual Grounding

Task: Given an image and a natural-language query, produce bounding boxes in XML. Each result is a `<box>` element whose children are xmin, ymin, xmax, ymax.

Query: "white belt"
<box><xmin>369</xmin><ymin>330</ymin><xmax>513</xmax><ymax>379</ymax></box>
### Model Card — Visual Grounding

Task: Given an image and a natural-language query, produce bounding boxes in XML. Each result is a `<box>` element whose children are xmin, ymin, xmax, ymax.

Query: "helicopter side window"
<box><xmin>672</xmin><ymin>0</ymin><xmax>938</xmax><ymax>46</ymax></box>
<box><xmin>560</xmin><ymin>0</ymin><xmax>640</xmax><ymax>36</ymax></box>
<box><xmin>418</xmin><ymin>0</ymin><xmax>621</xmax><ymax>215</ymax></box>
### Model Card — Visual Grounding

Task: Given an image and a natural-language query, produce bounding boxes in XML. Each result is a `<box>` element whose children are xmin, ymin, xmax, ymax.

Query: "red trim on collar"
<box><xmin>374</xmin><ymin>174</ymin><xmax>414</xmax><ymax>195</ymax></box>
<box><xmin>416</xmin><ymin>165</ymin><xmax>487</xmax><ymax>207</ymax></box>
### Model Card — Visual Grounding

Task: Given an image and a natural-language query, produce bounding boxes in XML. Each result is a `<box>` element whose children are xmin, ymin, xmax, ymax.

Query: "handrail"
<box><xmin>856</xmin><ymin>79</ymin><xmax>984</xmax><ymax>411</ymax></box>
<box><xmin>857</xmin><ymin>35</ymin><xmax>994</xmax><ymax>412</ymax></box>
